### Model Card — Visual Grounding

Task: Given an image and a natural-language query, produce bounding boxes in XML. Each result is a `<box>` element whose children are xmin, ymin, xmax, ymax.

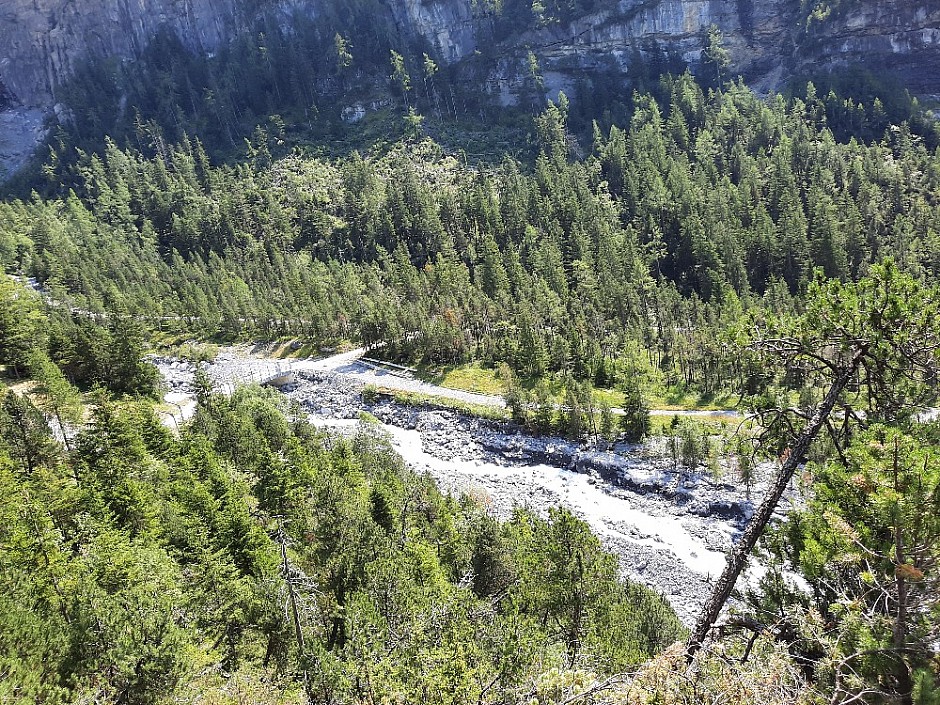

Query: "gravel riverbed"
<box><xmin>153</xmin><ymin>349</ymin><xmax>791</xmax><ymax>625</ymax></box>
<box><xmin>285</xmin><ymin>369</ymin><xmax>766</xmax><ymax>625</ymax></box>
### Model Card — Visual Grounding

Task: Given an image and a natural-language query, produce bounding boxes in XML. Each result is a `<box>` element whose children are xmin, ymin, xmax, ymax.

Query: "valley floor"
<box><xmin>153</xmin><ymin>347</ymin><xmax>789</xmax><ymax>624</ymax></box>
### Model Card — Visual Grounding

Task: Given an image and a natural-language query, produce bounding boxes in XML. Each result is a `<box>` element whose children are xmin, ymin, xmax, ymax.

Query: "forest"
<box><xmin>0</xmin><ymin>368</ymin><xmax>686</xmax><ymax>704</ymax></box>
<box><xmin>3</xmin><ymin>262</ymin><xmax>939</xmax><ymax>704</ymax></box>
<box><xmin>3</xmin><ymin>73</ymin><xmax>940</xmax><ymax>406</ymax></box>
<box><xmin>1</xmin><ymin>12</ymin><xmax>940</xmax><ymax>703</ymax></box>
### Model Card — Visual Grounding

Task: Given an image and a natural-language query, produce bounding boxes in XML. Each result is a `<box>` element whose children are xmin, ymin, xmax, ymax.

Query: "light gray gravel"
<box><xmin>151</xmin><ymin>346</ymin><xmax>789</xmax><ymax>625</ymax></box>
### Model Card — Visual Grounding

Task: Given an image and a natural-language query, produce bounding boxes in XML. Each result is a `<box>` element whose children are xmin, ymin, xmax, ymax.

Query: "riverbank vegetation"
<box><xmin>0</xmin><ymin>382</ymin><xmax>683</xmax><ymax>705</ymax></box>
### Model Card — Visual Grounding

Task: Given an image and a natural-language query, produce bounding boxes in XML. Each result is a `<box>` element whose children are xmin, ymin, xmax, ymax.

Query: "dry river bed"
<box><xmin>153</xmin><ymin>348</ymin><xmax>796</xmax><ymax>625</ymax></box>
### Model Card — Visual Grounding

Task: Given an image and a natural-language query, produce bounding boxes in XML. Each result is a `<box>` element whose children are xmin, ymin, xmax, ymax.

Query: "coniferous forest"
<box><xmin>1</xmin><ymin>8</ymin><xmax>940</xmax><ymax>703</ymax></box>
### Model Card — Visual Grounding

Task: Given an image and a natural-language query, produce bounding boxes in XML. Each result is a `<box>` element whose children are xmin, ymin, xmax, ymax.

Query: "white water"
<box><xmin>151</xmin><ymin>350</ymin><xmax>797</xmax><ymax>623</ymax></box>
<box><xmin>311</xmin><ymin>416</ymin><xmax>731</xmax><ymax>621</ymax></box>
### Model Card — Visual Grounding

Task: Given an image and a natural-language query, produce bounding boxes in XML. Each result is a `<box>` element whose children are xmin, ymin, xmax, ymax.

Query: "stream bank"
<box><xmin>154</xmin><ymin>350</ymin><xmax>791</xmax><ymax>625</ymax></box>
<box><xmin>285</xmin><ymin>370</ymin><xmax>772</xmax><ymax>625</ymax></box>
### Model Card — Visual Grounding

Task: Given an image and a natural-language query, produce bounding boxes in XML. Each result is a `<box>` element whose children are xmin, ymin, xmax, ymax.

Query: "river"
<box><xmin>155</xmin><ymin>349</ymin><xmax>775</xmax><ymax>625</ymax></box>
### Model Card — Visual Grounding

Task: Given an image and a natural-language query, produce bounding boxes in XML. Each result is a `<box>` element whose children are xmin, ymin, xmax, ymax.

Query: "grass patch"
<box><xmin>592</xmin><ymin>387</ymin><xmax>624</xmax><ymax>409</ymax></box>
<box><xmin>648</xmin><ymin>414</ymin><xmax>742</xmax><ymax>436</ymax></box>
<box><xmin>253</xmin><ymin>338</ymin><xmax>358</xmax><ymax>360</ymax></box>
<box><xmin>285</xmin><ymin>342</ymin><xmax>322</xmax><ymax>358</ymax></box>
<box><xmin>418</xmin><ymin>362</ymin><xmax>507</xmax><ymax>397</ymax></box>
<box><xmin>420</xmin><ymin>363</ymin><xmax>629</xmax><ymax>409</ymax></box>
<box><xmin>358</xmin><ymin>410</ymin><xmax>381</xmax><ymax>425</ymax></box>
<box><xmin>149</xmin><ymin>331</ymin><xmax>193</xmax><ymax>349</ymax></box>
<box><xmin>262</xmin><ymin>339</ymin><xmax>315</xmax><ymax>359</ymax></box>
<box><xmin>417</xmin><ymin>362</ymin><xmax>744</xmax><ymax>414</ymax></box>
<box><xmin>384</xmin><ymin>388</ymin><xmax>509</xmax><ymax>422</ymax></box>
<box><xmin>645</xmin><ymin>386</ymin><xmax>739</xmax><ymax>412</ymax></box>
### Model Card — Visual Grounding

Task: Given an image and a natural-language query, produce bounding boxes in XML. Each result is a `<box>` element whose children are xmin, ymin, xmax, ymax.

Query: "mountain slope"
<box><xmin>1</xmin><ymin>0</ymin><xmax>938</xmax><ymax>111</ymax></box>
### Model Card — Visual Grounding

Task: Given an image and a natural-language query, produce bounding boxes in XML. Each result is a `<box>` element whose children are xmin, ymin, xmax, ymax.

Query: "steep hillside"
<box><xmin>0</xmin><ymin>0</ymin><xmax>937</xmax><ymax>179</ymax></box>
<box><xmin>1</xmin><ymin>0</ymin><xmax>938</xmax><ymax>110</ymax></box>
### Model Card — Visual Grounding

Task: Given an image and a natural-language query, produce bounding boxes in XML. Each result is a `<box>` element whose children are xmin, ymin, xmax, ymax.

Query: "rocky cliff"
<box><xmin>482</xmin><ymin>0</ymin><xmax>940</xmax><ymax>103</ymax></box>
<box><xmin>1</xmin><ymin>0</ymin><xmax>938</xmax><ymax>112</ymax></box>
<box><xmin>0</xmin><ymin>0</ymin><xmax>479</xmax><ymax>109</ymax></box>
<box><xmin>0</xmin><ymin>0</ymin><xmax>239</xmax><ymax>109</ymax></box>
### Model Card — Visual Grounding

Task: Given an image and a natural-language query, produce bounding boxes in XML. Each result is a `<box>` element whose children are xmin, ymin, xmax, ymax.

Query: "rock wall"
<box><xmin>0</xmin><ymin>0</ymin><xmax>247</xmax><ymax>107</ymax></box>
<box><xmin>798</xmin><ymin>1</ymin><xmax>940</xmax><ymax>94</ymax></box>
<box><xmin>479</xmin><ymin>0</ymin><xmax>940</xmax><ymax>101</ymax></box>
<box><xmin>393</xmin><ymin>0</ymin><xmax>477</xmax><ymax>63</ymax></box>
<box><xmin>0</xmin><ymin>0</ymin><xmax>937</xmax><ymax>109</ymax></box>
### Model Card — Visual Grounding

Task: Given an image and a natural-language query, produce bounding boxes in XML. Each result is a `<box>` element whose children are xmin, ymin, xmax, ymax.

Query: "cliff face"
<box><xmin>479</xmin><ymin>0</ymin><xmax>940</xmax><ymax>102</ymax></box>
<box><xmin>0</xmin><ymin>0</ymin><xmax>245</xmax><ymax>108</ymax></box>
<box><xmin>797</xmin><ymin>1</ymin><xmax>940</xmax><ymax>93</ymax></box>
<box><xmin>0</xmin><ymin>0</ymin><xmax>938</xmax><ymax>110</ymax></box>
<box><xmin>393</xmin><ymin>0</ymin><xmax>477</xmax><ymax>63</ymax></box>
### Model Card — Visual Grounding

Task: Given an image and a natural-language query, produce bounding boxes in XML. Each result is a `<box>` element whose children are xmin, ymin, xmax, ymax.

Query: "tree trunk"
<box><xmin>685</xmin><ymin>345</ymin><xmax>865</xmax><ymax>661</ymax></box>
<box><xmin>54</xmin><ymin>407</ymin><xmax>71</xmax><ymax>452</ymax></box>
<box><xmin>892</xmin><ymin>438</ymin><xmax>914</xmax><ymax>705</ymax></box>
